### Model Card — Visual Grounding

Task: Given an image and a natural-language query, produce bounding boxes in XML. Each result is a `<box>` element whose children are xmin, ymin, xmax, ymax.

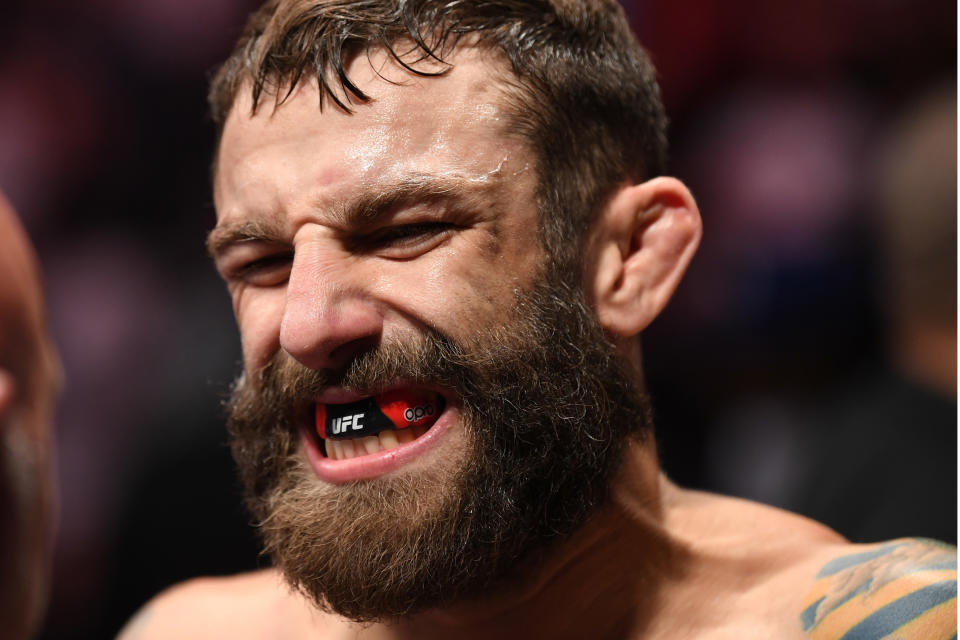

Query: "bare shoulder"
<box><xmin>663</xmin><ymin>484</ymin><xmax>848</xmax><ymax>554</ymax></box>
<box><xmin>661</xmin><ymin>486</ymin><xmax>955</xmax><ymax>639</ymax></box>
<box><xmin>116</xmin><ymin>569</ymin><xmax>333</xmax><ymax>640</ymax></box>
<box><xmin>799</xmin><ymin>537</ymin><xmax>957</xmax><ymax>640</ymax></box>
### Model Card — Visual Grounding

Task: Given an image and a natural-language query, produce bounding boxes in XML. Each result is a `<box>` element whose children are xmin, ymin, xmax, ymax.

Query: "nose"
<box><xmin>279</xmin><ymin>247</ymin><xmax>383</xmax><ymax>371</ymax></box>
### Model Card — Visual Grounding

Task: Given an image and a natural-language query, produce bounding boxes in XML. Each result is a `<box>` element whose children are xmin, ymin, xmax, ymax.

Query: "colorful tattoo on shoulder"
<box><xmin>800</xmin><ymin>538</ymin><xmax>957</xmax><ymax>640</ymax></box>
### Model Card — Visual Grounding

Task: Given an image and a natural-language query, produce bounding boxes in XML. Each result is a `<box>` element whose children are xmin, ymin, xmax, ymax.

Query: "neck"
<box><xmin>363</xmin><ymin>440</ymin><xmax>688</xmax><ymax>640</ymax></box>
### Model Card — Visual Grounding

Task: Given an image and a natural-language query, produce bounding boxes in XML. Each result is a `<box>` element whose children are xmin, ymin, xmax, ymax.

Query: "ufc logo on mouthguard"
<box><xmin>317</xmin><ymin>391</ymin><xmax>446</xmax><ymax>440</ymax></box>
<box><xmin>328</xmin><ymin>413</ymin><xmax>365</xmax><ymax>435</ymax></box>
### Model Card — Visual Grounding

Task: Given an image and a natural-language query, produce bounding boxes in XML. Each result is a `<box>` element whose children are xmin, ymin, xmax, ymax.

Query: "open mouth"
<box><xmin>314</xmin><ymin>389</ymin><xmax>447</xmax><ymax>460</ymax></box>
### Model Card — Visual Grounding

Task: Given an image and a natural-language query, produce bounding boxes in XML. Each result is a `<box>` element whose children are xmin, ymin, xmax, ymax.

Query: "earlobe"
<box><xmin>588</xmin><ymin>177</ymin><xmax>702</xmax><ymax>337</ymax></box>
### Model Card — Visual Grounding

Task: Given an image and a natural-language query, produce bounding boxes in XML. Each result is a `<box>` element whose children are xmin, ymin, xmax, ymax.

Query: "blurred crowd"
<box><xmin>0</xmin><ymin>0</ymin><xmax>954</xmax><ymax>638</ymax></box>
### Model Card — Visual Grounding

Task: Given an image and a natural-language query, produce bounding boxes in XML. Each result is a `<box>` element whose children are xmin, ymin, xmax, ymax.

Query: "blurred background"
<box><xmin>0</xmin><ymin>0</ymin><xmax>954</xmax><ymax>637</ymax></box>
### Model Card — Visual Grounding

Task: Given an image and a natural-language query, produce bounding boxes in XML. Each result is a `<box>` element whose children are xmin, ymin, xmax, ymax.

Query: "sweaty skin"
<box><xmin>121</xmin><ymin>49</ymin><xmax>957</xmax><ymax>640</ymax></box>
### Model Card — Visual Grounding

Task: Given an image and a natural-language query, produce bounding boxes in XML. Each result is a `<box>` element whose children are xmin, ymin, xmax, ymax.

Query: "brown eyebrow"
<box><xmin>206</xmin><ymin>219</ymin><xmax>287</xmax><ymax>259</ymax></box>
<box><xmin>326</xmin><ymin>174</ymin><xmax>497</xmax><ymax>227</ymax></box>
<box><xmin>208</xmin><ymin>174</ymin><xmax>499</xmax><ymax>258</ymax></box>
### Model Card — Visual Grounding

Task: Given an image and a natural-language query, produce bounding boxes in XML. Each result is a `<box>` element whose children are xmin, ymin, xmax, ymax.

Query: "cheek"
<box><xmin>236</xmin><ymin>289</ymin><xmax>286</xmax><ymax>370</ymax></box>
<box><xmin>374</xmin><ymin>249</ymin><xmax>527</xmax><ymax>335</ymax></box>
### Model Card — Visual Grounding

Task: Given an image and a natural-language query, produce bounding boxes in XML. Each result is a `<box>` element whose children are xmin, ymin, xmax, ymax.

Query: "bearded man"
<box><xmin>122</xmin><ymin>1</ymin><xmax>956</xmax><ymax>638</ymax></box>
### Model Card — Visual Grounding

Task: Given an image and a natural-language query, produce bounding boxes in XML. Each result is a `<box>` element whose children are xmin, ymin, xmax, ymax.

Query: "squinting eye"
<box><xmin>232</xmin><ymin>252</ymin><xmax>293</xmax><ymax>286</ymax></box>
<box><xmin>377</xmin><ymin>222</ymin><xmax>452</xmax><ymax>242</ymax></box>
<box><xmin>354</xmin><ymin>222</ymin><xmax>458</xmax><ymax>257</ymax></box>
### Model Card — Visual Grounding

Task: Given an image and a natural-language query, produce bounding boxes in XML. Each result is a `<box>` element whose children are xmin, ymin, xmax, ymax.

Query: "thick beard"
<box><xmin>226</xmin><ymin>272</ymin><xmax>653</xmax><ymax>622</ymax></box>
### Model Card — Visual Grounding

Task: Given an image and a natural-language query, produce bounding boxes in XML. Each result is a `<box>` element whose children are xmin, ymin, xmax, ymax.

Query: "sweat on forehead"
<box><xmin>246</xmin><ymin>35</ymin><xmax>512</xmax><ymax>115</ymax></box>
<box><xmin>210</xmin><ymin>0</ymin><xmax>668</xmax><ymax>270</ymax></box>
<box><xmin>215</xmin><ymin>44</ymin><xmax>518</xmax><ymax>160</ymax></box>
<box><xmin>213</xmin><ymin>49</ymin><xmax>530</xmax><ymax>225</ymax></box>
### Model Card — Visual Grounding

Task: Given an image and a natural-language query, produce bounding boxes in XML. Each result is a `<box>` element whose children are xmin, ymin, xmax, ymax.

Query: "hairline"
<box><xmin>211</xmin><ymin>42</ymin><xmax>542</xmax><ymax>228</ymax></box>
<box><xmin>208</xmin><ymin>3</ymin><xmax>666</xmax><ymax>276</ymax></box>
<box><xmin>212</xmin><ymin>39</ymin><xmax>525</xmax><ymax>151</ymax></box>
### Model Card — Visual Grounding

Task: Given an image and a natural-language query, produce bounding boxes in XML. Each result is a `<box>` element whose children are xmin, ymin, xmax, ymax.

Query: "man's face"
<box><xmin>212</xmin><ymin>49</ymin><xmax>650</xmax><ymax>620</ymax></box>
<box><xmin>213</xmin><ymin>49</ymin><xmax>544</xmax><ymax>377</ymax></box>
<box><xmin>0</xmin><ymin>195</ymin><xmax>57</xmax><ymax>639</ymax></box>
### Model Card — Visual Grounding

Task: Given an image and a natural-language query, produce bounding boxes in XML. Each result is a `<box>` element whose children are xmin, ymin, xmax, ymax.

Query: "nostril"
<box><xmin>279</xmin><ymin>293</ymin><xmax>384</xmax><ymax>370</ymax></box>
<box><xmin>325</xmin><ymin>335</ymin><xmax>381</xmax><ymax>370</ymax></box>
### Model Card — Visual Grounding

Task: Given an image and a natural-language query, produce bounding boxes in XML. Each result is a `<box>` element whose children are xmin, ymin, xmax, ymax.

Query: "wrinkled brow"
<box><xmin>208</xmin><ymin>174</ymin><xmax>500</xmax><ymax>258</ymax></box>
<box><xmin>329</xmin><ymin>174</ymin><xmax>499</xmax><ymax>225</ymax></box>
<box><xmin>206</xmin><ymin>219</ymin><xmax>287</xmax><ymax>259</ymax></box>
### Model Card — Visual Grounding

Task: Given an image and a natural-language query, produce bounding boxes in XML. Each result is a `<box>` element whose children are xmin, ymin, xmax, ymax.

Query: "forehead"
<box><xmin>214</xmin><ymin>48</ymin><xmax>531</xmax><ymax>223</ymax></box>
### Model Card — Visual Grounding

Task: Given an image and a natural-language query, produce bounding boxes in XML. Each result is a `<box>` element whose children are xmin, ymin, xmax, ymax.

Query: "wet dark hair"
<box><xmin>209</xmin><ymin>0</ymin><xmax>668</xmax><ymax>270</ymax></box>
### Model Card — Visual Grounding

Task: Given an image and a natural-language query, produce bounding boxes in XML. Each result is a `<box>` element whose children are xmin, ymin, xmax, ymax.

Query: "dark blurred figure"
<box><xmin>0</xmin><ymin>192</ymin><xmax>59</xmax><ymax>639</ymax></box>
<box><xmin>797</xmin><ymin>87</ymin><xmax>957</xmax><ymax>543</ymax></box>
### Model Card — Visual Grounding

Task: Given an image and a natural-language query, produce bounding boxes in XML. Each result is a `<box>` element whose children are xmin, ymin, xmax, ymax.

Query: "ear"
<box><xmin>585</xmin><ymin>177</ymin><xmax>702</xmax><ymax>337</ymax></box>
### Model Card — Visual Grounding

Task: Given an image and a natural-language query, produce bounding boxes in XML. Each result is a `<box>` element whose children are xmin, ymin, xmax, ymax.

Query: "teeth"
<box><xmin>378</xmin><ymin>429</ymin><xmax>399</xmax><ymax>450</ymax></box>
<box><xmin>326</xmin><ymin>428</ymin><xmax>421</xmax><ymax>460</ymax></box>
<box><xmin>360</xmin><ymin>436</ymin><xmax>381</xmax><ymax>455</ymax></box>
<box><xmin>340</xmin><ymin>439</ymin><xmax>357</xmax><ymax>459</ymax></box>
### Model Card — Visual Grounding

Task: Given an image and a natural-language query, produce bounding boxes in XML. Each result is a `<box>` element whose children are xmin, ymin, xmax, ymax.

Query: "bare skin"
<box><xmin>126</xmin><ymin>464</ymin><xmax>951</xmax><ymax>640</ymax></box>
<box><xmin>121</xmin><ymin>49</ymin><xmax>956</xmax><ymax>639</ymax></box>
<box><xmin>0</xmin><ymin>193</ymin><xmax>59</xmax><ymax>640</ymax></box>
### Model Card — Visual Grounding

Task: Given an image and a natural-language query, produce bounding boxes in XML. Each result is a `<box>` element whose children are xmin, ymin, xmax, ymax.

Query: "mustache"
<box><xmin>229</xmin><ymin>279</ymin><xmax>641</xmax><ymax>450</ymax></box>
<box><xmin>235</xmin><ymin>329</ymin><xmax>473</xmax><ymax>418</ymax></box>
<box><xmin>235</xmin><ymin>270</ymin><xmax>607</xmax><ymax>417</ymax></box>
<box><xmin>226</xmin><ymin>328</ymin><xmax>477</xmax><ymax>501</ymax></box>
